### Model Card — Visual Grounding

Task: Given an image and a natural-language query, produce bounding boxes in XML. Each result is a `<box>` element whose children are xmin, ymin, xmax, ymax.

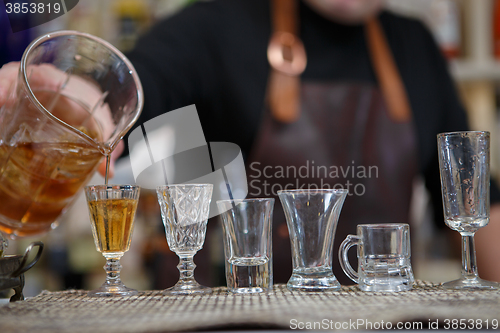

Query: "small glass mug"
<box><xmin>339</xmin><ymin>224</ymin><xmax>414</xmax><ymax>292</ymax></box>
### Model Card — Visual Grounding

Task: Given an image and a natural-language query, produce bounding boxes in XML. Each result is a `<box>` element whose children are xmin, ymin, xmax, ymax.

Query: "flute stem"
<box><xmin>461</xmin><ymin>234</ymin><xmax>479</xmax><ymax>279</ymax></box>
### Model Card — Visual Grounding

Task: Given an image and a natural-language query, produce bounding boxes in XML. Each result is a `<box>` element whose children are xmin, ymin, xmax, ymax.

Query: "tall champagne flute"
<box><xmin>156</xmin><ymin>184</ymin><xmax>213</xmax><ymax>295</ymax></box>
<box><xmin>85</xmin><ymin>185</ymin><xmax>140</xmax><ymax>297</ymax></box>
<box><xmin>438</xmin><ymin>131</ymin><xmax>498</xmax><ymax>289</ymax></box>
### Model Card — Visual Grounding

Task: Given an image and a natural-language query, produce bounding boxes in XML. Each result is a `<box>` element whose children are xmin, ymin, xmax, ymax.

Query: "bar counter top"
<box><xmin>0</xmin><ymin>281</ymin><xmax>499</xmax><ymax>332</ymax></box>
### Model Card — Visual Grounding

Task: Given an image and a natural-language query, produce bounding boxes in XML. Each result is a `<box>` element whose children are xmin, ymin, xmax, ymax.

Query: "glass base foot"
<box><xmin>360</xmin><ymin>281</ymin><xmax>413</xmax><ymax>292</ymax></box>
<box><xmin>163</xmin><ymin>280</ymin><xmax>212</xmax><ymax>296</ymax></box>
<box><xmin>442</xmin><ymin>277</ymin><xmax>499</xmax><ymax>290</ymax></box>
<box><xmin>88</xmin><ymin>284</ymin><xmax>138</xmax><ymax>297</ymax></box>
<box><xmin>287</xmin><ymin>273</ymin><xmax>341</xmax><ymax>292</ymax></box>
<box><xmin>228</xmin><ymin>286</ymin><xmax>271</xmax><ymax>294</ymax></box>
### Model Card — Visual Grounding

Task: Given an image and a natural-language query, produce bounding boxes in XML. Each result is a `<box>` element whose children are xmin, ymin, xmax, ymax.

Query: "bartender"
<box><xmin>122</xmin><ymin>0</ymin><xmax>500</xmax><ymax>283</ymax></box>
<box><xmin>1</xmin><ymin>0</ymin><xmax>500</xmax><ymax>284</ymax></box>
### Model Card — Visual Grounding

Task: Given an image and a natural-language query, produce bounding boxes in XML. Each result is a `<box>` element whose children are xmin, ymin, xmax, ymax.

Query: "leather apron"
<box><xmin>247</xmin><ymin>1</ymin><xmax>419</xmax><ymax>284</ymax></box>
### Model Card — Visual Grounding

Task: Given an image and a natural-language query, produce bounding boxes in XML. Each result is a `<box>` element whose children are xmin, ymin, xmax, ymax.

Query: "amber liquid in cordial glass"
<box><xmin>87</xmin><ymin>198</ymin><xmax>138</xmax><ymax>255</ymax></box>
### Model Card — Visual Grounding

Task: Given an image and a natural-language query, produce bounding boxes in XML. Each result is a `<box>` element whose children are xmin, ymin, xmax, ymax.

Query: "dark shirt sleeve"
<box><xmin>125</xmin><ymin>2</ymin><xmax>221</xmax><ymax>138</ymax></box>
<box><xmin>124</xmin><ymin>0</ymin><xmax>270</xmax><ymax>157</ymax></box>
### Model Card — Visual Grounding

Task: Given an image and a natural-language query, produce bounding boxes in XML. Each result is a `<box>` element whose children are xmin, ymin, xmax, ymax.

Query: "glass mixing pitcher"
<box><xmin>0</xmin><ymin>31</ymin><xmax>143</xmax><ymax>238</ymax></box>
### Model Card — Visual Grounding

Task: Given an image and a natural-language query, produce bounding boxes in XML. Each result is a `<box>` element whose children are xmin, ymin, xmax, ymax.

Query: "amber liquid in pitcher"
<box><xmin>0</xmin><ymin>89</ymin><xmax>108</xmax><ymax>237</ymax></box>
<box><xmin>0</xmin><ymin>142</ymin><xmax>102</xmax><ymax>237</ymax></box>
<box><xmin>87</xmin><ymin>198</ymin><xmax>138</xmax><ymax>255</ymax></box>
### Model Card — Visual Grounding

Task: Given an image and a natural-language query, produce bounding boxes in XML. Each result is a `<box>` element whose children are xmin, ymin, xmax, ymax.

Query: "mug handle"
<box><xmin>339</xmin><ymin>235</ymin><xmax>360</xmax><ymax>284</ymax></box>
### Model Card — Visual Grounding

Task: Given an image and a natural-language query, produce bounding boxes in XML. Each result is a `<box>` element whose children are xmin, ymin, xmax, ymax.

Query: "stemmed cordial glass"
<box><xmin>156</xmin><ymin>184</ymin><xmax>213</xmax><ymax>295</ymax></box>
<box><xmin>85</xmin><ymin>185</ymin><xmax>140</xmax><ymax>297</ymax></box>
<box><xmin>438</xmin><ymin>131</ymin><xmax>498</xmax><ymax>289</ymax></box>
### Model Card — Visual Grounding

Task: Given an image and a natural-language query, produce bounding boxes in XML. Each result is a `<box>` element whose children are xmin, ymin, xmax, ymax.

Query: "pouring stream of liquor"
<box><xmin>104</xmin><ymin>154</ymin><xmax>111</xmax><ymax>186</ymax></box>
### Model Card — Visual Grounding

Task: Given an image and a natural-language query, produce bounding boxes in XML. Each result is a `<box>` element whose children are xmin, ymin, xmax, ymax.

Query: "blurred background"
<box><xmin>2</xmin><ymin>0</ymin><xmax>500</xmax><ymax>297</ymax></box>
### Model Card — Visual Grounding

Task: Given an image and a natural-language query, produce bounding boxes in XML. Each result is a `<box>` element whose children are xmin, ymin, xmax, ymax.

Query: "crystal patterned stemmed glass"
<box><xmin>156</xmin><ymin>184</ymin><xmax>213</xmax><ymax>295</ymax></box>
<box><xmin>85</xmin><ymin>185</ymin><xmax>140</xmax><ymax>297</ymax></box>
<box><xmin>438</xmin><ymin>131</ymin><xmax>498</xmax><ymax>289</ymax></box>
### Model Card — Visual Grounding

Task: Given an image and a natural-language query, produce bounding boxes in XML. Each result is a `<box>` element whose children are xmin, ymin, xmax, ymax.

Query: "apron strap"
<box><xmin>267</xmin><ymin>0</ymin><xmax>412</xmax><ymax>123</ymax></box>
<box><xmin>365</xmin><ymin>17</ymin><xmax>411</xmax><ymax>122</ymax></box>
<box><xmin>267</xmin><ymin>0</ymin><xmax>306</xmax><ymax>123</ymax></box>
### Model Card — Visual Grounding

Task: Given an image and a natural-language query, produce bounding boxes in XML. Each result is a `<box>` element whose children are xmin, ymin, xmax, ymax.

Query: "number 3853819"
<box><xmin>5</xmin><ymin>2</ymin><xmax>61</xmax><ymax>14</ymax></box>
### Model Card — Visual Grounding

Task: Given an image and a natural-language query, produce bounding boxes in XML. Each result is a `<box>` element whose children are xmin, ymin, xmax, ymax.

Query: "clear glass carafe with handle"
<box><xmin>0</xmin><ymin>31</ymin><xmax>143</xmax><ymax>238</ymax></box>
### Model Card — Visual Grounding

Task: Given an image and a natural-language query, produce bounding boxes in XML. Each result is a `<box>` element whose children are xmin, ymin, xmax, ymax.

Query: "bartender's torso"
<box><xmin>128</xmin><ymin>0</ymin><xmax>470</xmax><ymax>284</ymax></box>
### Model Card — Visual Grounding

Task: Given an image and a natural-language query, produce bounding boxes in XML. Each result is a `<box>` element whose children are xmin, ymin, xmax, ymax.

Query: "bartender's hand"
<box><xmin>0</xmin><ymin>61</ymin><xmax>123</xmax><ymax>178</ymax></box>
<box><xmin>0</xmin><ymin>62</ymin><xmax>19</xmax><ymax>102</ymax></box>
<box><xmin>475</xmin><ymin>203</ymin><xmax>500</xmax><ymax>282</ymax></box>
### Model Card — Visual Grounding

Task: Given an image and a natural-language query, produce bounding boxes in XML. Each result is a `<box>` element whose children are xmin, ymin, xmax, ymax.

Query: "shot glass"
<box><xmin>217</xmin><ymin>198</ymin><xmax>274</xmax><ymax>294</ymax></box>
<box><xmin>339</xmin><ymin>223</ymin><xmax>414</xmax><ymax>292</ymax></box>
<box><xmin>278</xmin><ymin>189</ymin><xmax>348</xmax><ymax>291</ymax></box>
